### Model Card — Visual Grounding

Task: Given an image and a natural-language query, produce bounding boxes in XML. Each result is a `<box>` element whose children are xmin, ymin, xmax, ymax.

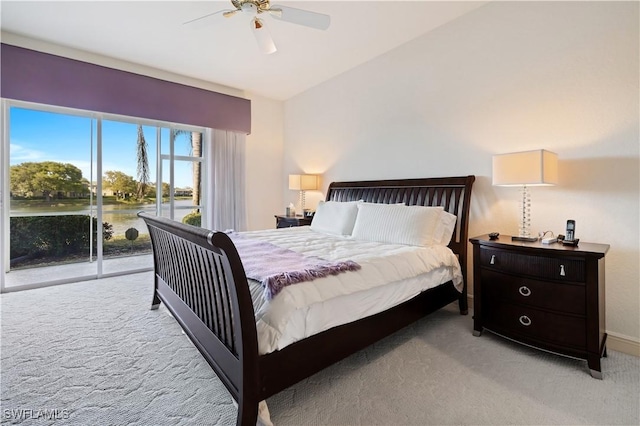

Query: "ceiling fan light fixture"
<box><xmin>241</xmin><ymin>2</ymin><xmax>257</xmax><ymax>14</ymax></box>
<box><xmin>251</xmin><ymin>17</ymin><xmax>277</xmax><ymax>55</ymax></box>
<box><xmin>185</xmin><ymin>0</ymin><xmax>330</xmax><ymax>53</ymax></box>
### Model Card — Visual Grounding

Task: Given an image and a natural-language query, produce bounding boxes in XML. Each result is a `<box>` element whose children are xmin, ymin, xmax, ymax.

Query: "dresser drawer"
<box><xmin>481</xmin><ymin>270</ymin><xmax>585</xmax><ymax>315</ymax></box>
<box><xmin>480</xmin><ymin>247</ymin><xmax>585</xmax><ymax>282</ymax></box>
<box><xmin>275</xmin><ymin>215</ymin><xmax>313</xmax><ymax>228</ymax></box>
<box><xmin>484</xmin><ymin>302</ymin><xmax>586</xmax><ymax>349</ymax></box>
<box><xmin>276</xmin><ymin>217</ymin><xmax>297</xmax><ymax>228</ymax></box>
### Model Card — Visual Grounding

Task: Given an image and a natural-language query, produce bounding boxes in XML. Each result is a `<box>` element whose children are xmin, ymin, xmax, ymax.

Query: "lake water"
<box><xmin>10</xmin><ymin>199</ymin><xmax>196</xmax><ymax>236</ymax></box>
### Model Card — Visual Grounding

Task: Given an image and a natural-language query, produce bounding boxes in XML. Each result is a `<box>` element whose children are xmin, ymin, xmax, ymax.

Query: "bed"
<box><xmin>138</xmin><ymin>175</ymin><xmax>475</xmax><ymax>425</ymax></box>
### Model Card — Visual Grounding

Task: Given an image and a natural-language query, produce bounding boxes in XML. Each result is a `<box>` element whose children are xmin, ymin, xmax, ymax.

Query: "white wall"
<box><xmin>283</xmin><ymin>2</ymin><xmax>639</xmax><ymax>342</ymax></box>
<box><xmin>245</xmin><ymin>94</ymin><xmax>285</xmax><ymax>231</ymax></box>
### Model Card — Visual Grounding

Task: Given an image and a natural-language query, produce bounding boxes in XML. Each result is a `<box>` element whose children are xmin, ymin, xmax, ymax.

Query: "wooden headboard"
<box><xmin>326</xmin><ymin>175</ymin><xmax>476</xmax><ymax>284</ymax></box>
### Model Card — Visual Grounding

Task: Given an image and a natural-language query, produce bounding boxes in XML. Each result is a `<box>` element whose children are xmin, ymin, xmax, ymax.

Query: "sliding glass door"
<box><xmin>1</xmin><ymin>101</ymin><xmax>206</xmax><ymax>291</ymax></box>
<box><xmin>4</xmin><ymin>106</ymin><xmax>99</xmax><ymax>287</ymax></box>
<box><xmin>99</xmin><ymin>120</ymin><xmax>155</xmax><ymax>276</ymax></box>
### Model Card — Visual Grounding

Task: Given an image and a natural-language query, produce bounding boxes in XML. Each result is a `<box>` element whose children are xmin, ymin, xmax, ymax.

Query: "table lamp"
<box><xmin>288</xmin><ymin>174</ymin><xmax>318</xmax><ymax>214</ymax></box>
<box><xmin>492</xmin><ymin>149</ymin><xmax>558</xmax><ymax>242</ymax></box>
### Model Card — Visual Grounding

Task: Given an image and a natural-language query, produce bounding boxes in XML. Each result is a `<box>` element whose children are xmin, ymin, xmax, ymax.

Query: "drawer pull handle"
<box><xmin>490</xmin><ymin>255</ymin><xmax>496</xmax><ymax>265</ymax></box>
<box><xmin>560</xmin><ymin>265</ymin><xmax>566</xmax><ymax>276</ymax></box>
<box><xmin>518</xmin><ymin>286</ymin><xmax>531</xmax><ymax>297</ymax></box>
<box><xmin>519</xmin><ymin>315</ymin><xmax>532</xmax><ymax>326</ymax></box>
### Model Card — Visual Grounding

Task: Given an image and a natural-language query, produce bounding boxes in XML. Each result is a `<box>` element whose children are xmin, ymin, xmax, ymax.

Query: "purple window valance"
<box><xmin>0</xmin><ymin>43</ymin><xmax>251</xmax><ymax>134</ymax></box>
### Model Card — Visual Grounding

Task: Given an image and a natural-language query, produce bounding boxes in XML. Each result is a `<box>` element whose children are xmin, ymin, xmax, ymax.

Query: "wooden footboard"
<box><xmin>138</xmin><ymin>213</ymin><xmax>260</xmax><ymax>424</ymax></box>
<box><xmin>139</xmin><ymin>175</ymin><xmax>474</xmax><ymax>426</ymax></box>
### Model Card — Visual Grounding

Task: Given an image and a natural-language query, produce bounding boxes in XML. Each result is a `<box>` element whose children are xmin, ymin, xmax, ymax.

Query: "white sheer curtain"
<box><xmin>206</xmin><ymin>129</ymin><xmax>247</xmax><ymax>231</ymax></box>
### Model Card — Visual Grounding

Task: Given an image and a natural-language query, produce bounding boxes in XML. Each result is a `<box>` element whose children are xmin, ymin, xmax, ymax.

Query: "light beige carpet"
<box><xmin>2</xmin><ymin>272</ymin><xmax>638</xmax><ymax>425</ymax></box>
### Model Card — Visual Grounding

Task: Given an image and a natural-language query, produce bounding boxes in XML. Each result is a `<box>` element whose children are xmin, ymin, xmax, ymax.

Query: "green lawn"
<box><xmin>104</xmin><ymin>234</ymin><xmax>152</xmax><ymax>256</ymax></box>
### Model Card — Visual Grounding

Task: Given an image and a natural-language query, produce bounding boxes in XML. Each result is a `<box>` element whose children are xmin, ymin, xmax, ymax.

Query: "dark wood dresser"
<box><xmin>275</xmin><ymin>215</ymin><xmax>312</xmax><ymax>228</ymax></box>
<box><xmin>470</xmin><ymin>234</ymin><xmax>609</xmax><ymax>378</ymax></box>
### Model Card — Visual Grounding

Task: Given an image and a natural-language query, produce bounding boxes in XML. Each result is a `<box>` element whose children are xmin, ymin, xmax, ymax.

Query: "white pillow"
<box><xmin>434</xmin><ymin>210</ymin><xmax>457</xmax><ymax>246</ymax></box>
<box><xmin>310</xmin><ymin>201</ymin><xmax>360</xmax><ymax>236</ymax></box>
<box><xmin>351</xmin><ymin>203</ymin><xmax>445</xmax><ymax>246</ymax></box>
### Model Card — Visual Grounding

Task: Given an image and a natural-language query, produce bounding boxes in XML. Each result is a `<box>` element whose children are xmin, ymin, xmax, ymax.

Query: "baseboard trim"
<box><xmin>465</xmin><ymin>295</ymin><xmax>639</xmax><ymax>357</ymax></box>
<box><xmin>607</xmin><ymin>334</ymin><xmax>640</xmax><ymax>357</ymax></box>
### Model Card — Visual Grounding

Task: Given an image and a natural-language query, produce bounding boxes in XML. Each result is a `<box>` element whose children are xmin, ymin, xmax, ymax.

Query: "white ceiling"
<box><xmin>1</xmin><ymin>1</ymin><xmax>487</xmax><ymax>100</ymax></box>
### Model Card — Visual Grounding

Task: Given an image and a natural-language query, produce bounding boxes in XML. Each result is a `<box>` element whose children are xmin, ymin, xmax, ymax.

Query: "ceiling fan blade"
<box><xmin>269</xmin><ymin>5</ymin><xmax>330</xmax><ymax>30</ymax></box>
<box><xmin>183</xmin><ymin>9</ymin><xmax>234</xmax><ymax>29</ymax></box>
<box><xmin>222</xmin><ymin>9</ymin><xmax>240</xmax><ymax>18</ymax></box>
<box><xmin>251</xmin><ymin>18</ymin><xmax>277</xmax><ymax>55</ymax></box>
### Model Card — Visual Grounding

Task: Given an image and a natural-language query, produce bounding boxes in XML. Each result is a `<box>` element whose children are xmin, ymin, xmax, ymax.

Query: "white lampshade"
<box><xmin>288</xmin><ymin>174</ymin><xmax>318</xmax><ymax>191</ymax></box>
<box><xmin>493</xmin><ymin>150</ymin><xmax>558</xmax><ymax>187</ymax></box>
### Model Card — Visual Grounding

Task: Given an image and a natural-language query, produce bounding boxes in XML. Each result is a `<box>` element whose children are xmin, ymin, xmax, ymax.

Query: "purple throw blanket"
<box><xmin>227</xmin><ymin>233</ymin><xmax>361</xmax><ymax>300</ymax></box>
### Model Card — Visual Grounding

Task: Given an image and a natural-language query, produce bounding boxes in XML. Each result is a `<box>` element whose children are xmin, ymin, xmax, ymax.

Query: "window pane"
<box><xmin>161</xmin><ymin>129</ymin><xmax>203</xmax><ymax>158</ymax></box>
<box><xmin>159</xmin><ymin>157</ymin><xmax>202</xmax><ymax>228</ymax></box>
<box><xmin>8</xmin><ymin>108</ymin><xmax>95</xmax><ymax>277</ymax></box>
<box><xmin>101</xmin><ymin>120</ymin><xmax>157</xmax><ymax>274</ymax></box>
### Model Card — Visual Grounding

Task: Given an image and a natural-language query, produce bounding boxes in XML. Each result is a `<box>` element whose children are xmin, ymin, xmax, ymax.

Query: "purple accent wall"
<box><xmin>0</xmin><ymin>44</ymin><xmax>251</xmax><ymax>134</ymax></box>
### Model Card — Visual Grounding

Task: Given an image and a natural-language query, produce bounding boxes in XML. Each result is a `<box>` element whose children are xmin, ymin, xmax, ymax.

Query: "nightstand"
<box><xmin>275</xmin><ymin>215</ymin><xmax>312</xmax><ymax>228</ymax></box>
<box><xmin>470</xmin><ymin>234</ymin><xmax>609</xmax><ymax>379</ymax></box>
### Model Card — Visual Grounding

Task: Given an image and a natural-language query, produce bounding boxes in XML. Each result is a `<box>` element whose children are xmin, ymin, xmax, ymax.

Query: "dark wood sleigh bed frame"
<box><xmin>138</xmin><ymin>175</ymin><xmax>475</xmax><ymax>425</ymax></box>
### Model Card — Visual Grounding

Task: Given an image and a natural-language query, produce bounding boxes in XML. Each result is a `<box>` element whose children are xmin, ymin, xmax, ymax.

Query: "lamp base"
<box><xmin>512</xmin><ymin>236</ymin><xmax>539</xmax><ymax>242</ymax></box>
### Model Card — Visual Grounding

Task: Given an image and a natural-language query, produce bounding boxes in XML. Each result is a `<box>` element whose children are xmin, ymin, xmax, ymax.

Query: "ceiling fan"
<box><xmin>184</xmin><ymin>0</ymin><xmax>331</xmax><ymax>55</ymax></box>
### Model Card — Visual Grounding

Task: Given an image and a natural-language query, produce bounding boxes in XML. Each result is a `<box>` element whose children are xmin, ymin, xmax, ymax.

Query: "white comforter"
<box><xmin>240</xmin><ymin>226</ymin><xmax>463</xmax><ymax>355</ymax></box>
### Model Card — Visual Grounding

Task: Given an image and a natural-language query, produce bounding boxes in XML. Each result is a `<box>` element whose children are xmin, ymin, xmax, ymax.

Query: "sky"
<box><xmin>9</xmin><ymin>107</ymin><xmax>197</xmax><ymax>189</ymax></box>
